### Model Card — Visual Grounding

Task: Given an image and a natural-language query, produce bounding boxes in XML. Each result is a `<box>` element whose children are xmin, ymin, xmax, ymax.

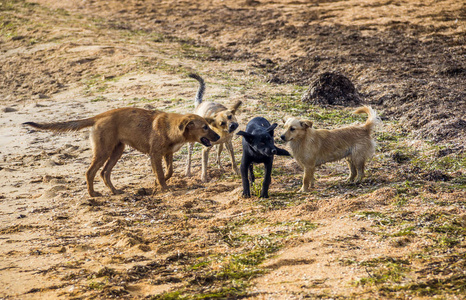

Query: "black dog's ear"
<box><xmin>267</xmin><ymin>123</ymin><xmax>278</xmax><ymax>133</ymax></box>
<box><xmin>237</xmin><ymin>130</ymin><xmax>253</xmax><ymax>142</ymax></box>
<box><xmin>275</xmin><ymin>146</ymin><xmax>291</xmax><ymax>157</ymax></box>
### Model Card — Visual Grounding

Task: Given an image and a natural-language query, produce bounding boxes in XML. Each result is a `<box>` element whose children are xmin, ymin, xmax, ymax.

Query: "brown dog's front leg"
<box><xmin>150</xmin><ymin>154</ymin><xmax>169</xmax><ymax>193</ymax></box>
<box><xmin>164</xmin><ymin>153</ymin><xmax>174</xmax><ymax>181</ymax></box>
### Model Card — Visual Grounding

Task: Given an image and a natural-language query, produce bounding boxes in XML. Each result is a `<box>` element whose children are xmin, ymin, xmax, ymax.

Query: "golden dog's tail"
<box><xmin>24</xmin><ymin>118</ymin><xmax>95</xmax><ymax>132</ymax></box>
<box><xmin>188</xmin><ymin>73</ymin><xmax>205</xmax><ymax>108</ymax></box>
<box><xmin>354</xmin><ymin>106</ymin><xmax>381</xmax><ymax>133</ymax></box>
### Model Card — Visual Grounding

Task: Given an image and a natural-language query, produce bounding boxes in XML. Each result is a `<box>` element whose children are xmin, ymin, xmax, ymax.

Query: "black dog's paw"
<box><xmin>259</xmin><ymin>193</ymin><xmax>269</xmax><ymax>198</ymax></box>
<box><xmin>242</xmin><ymin>192</ymin><xmax>251</xmax><ymax>198</ymax></box>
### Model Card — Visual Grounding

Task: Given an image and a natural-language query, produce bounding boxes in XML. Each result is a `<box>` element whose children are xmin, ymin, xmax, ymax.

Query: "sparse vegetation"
<box><xmin>1</xmin><ymin>0</ymin><xmax>465</xmax><ymax>299</ymax></box>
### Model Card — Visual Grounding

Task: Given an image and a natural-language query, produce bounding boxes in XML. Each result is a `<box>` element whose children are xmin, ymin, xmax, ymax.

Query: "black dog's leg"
<box><xmin>240</xmin><ymin>156</ymin><xmax>251</xmax><ymax>198</ymax></box>
<box><xmin>248</xmin><ymin>164</ymin><xmax>255</xmax><ymax>183</ymax></box>
<box><xmin>275</xmin><ymin>146</ymin><xmax>291</xmax><ymax>156</ymax></box>
<box><xmin>260</xmin><ymin>157</ymin><xmax>273</xmax><ymax>198</ymax></box>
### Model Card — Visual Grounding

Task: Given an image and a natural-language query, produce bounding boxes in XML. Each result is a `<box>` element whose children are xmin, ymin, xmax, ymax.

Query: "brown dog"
<box><xmin>280</xmin><ymin>106</ymin><xmax>380</xmax><ymax>192</ymax></box>
<box><xmin>185</xmin><ymin>74</ymin><xmax>242</xmax><ymax>182</ymax></box>
<box><xmin>24</xmin><ymin>107</ymin><xmax>220</xmax><ymax>197</ymax></box>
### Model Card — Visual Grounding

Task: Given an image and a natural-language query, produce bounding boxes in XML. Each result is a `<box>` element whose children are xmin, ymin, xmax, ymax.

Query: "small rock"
<box><xmin>3</xmin><ymin>107</ymin><xmax>17</xmax><ymax>113</ymax></box>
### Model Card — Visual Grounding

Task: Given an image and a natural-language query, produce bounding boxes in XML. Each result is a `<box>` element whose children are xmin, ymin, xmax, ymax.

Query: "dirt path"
<box><xmin>1</xmin><ymin>0</ymin><xmax>465</xmax><ymax>299</ymax></box>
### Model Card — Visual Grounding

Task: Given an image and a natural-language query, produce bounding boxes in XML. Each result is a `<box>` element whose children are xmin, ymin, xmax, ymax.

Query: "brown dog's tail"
<box><xmin>354</xmin><ymin>106</ymin><xmax>381</xmax><ymax>133</ymax></box>
<box><xmin>24</xmin><ymin>118</ymin><xmax>95</xmax><ymax>132</ymax></box>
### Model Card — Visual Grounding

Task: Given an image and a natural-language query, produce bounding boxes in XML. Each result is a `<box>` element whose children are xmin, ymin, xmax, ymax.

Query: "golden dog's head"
<box><xmin>205</xmin><ymin>100</ymin><xmax>242</xmax><ymax>135</ymax></box>
<box><xmin>180</xmin><ymin>114</ymin><xmax>220</xmax><ymax>147</ymax></box>
<box><xmin>280</xmin><ymin>118</ymin><xmax>313</xmax><ymax>142</ymax></box>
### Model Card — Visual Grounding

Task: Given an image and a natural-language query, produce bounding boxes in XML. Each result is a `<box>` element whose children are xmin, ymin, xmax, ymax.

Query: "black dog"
<box><xmin>237</xmin><ymin>117</ymin><xmax>290</xmax><ymax>198</ymax></box>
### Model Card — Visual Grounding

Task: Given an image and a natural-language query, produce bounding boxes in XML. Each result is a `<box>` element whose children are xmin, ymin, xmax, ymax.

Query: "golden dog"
<box><xmin>185</xmin><ymin>74</ymin><xmax>242</xmax><ymax>182</ymax></box>
<box><xmin>24</xmin><ymin>107</ymin><xmax>219</xmax><ymax>197</ymax></box>
<box><xmin>280</xmin><ymin>106</ymin><xmax>380</xmax><ymax>192</ymax></box>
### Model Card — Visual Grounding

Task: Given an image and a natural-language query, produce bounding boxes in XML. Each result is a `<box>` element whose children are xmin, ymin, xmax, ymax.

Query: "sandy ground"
<box><xmin>1</xmin><ymin>0</ymin><xmax>465</xmax><ymax>299</ymax></box>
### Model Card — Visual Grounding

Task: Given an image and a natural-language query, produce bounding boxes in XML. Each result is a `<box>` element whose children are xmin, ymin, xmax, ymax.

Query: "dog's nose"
<box><xmin>212</xmin><ymin>133</ymin><xmax>220</xmax><ymax>141</ymax></box>
<box><xmin>271</xmin><ymin>148</ymin><xmax>277</xmax><ymax>155</ymax></box>
<box><xmin>229</xmin><ymin>123</ymin><xmax>238</xmax><ymax>133</ymax></box>
<box><xmin>280</xmin><ymin>135</ymin><xmax>286</xmax><ymax>141</ymax></box>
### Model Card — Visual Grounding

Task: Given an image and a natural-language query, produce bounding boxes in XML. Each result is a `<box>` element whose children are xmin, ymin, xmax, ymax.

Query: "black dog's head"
<box><xmin>237</xmin><ymin>123</ymin><xmax>278</xmax><ymax>157</ymax></box>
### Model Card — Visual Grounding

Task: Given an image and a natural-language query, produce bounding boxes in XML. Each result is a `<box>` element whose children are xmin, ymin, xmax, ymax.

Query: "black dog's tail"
<box><xmin>275</xmin><ymin>146</ymin><xmax>291</xmax><ymax>157</ymax></box>
<box><xmin>188</xmin><ymin>73</ymin><xmax>205</xmax><ymax>108</ymax></box>
<box><xmin>23</xmin><ymin>118</ymin><xmax>95</xmax><ymax>132</ymax></box>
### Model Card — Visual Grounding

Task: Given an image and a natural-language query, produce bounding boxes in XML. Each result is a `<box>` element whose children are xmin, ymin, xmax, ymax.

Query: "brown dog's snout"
<box><xmin>211</xmin><ymin>132</ymin><xmax>220</xmax><ymax>141</ymax></box>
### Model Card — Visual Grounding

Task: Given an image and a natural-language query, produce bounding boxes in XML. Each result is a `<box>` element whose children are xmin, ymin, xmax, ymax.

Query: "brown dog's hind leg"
<box><xmin>100</xmin><ymin>142</ymin><xmax>125</xmax><ymax>195</ymax></box>
<box><xmin>86</xmin><ymin>151</ymin><xmax>112</xmax><ymax>197</ymax></box>
<box><xmin>164</xmin><ymin>153</ymin><xmax>173</xmax><ymax>181</ymax></box>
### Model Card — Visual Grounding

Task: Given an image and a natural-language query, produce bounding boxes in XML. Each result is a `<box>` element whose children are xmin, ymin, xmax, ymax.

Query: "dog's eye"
<box><xmin>290</xmin><ymin>127</ymin><xmax>295</xmax><ymax>132</ymax></box>
<box><xmin>227</xmin><ymin>115</ymin><xmax>232</xmax><ymax>120</ymax></box>
<box><xmin>203</xmin><ymin>125</ymin><xmax>208</xmax><ymax>130</ymax></box>
<box><xmin>220</xmin><ymin>121</ymin><xmax>226</xmax><ymax>126</ymax></box>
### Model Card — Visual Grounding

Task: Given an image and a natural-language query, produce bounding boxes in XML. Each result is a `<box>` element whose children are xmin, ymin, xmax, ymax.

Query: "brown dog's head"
<box><xmin>205</xmin><ymin>100</ymin><xmax>242</xmax><ymax>135</ymax></box>
<box><xmin>180</xmin><ymin>114</ymin><xmax>220</xmax><ymax>147</ymax></box>
<box><xmin>280</xmin><ymin>118</ymin><xmax>313</xmax><ymax>142</ymax></box>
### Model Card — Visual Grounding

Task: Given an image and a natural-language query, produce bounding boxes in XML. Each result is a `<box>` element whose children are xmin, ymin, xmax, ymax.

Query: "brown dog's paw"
<box><xmin>89</xmin><ymin>191</ymin><xmax>103</xmax><ymax>197</ymax></box>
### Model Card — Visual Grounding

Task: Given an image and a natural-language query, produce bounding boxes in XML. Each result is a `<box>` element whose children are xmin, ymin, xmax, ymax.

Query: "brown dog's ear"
<box><xmin>229</xmin><ymin>100</ymin><xmax>242</xmax><ymax>115</ymax></box>
<box><xmin>300</xmin><ymin>120</ymin><xmax>313</xmax><ymax>129</ymax></box>
<box><xmin>179</xmin><ymin>117</ymin><xmax>195</xmax><ymax>132</ymax></box>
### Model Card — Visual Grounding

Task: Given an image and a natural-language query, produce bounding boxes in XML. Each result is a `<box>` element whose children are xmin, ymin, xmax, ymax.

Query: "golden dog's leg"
<box><xmin>150</xmin><ymin>154</ymin><xmax>169</xmax><ymax>192</ymax></box>
<box><xmin>225</xmin><ymin>140</ymin><xmax>240</xmax><ymax>175</ymax></box>
<box><xmin>216</xmin><ymin>143</ymin><xmax>224</xmax><ymax>170</ymax></box>
<box><xmin>346</xmin><ymin>159</ymin><xmax>357</xmax><ymax>182</ymax></box>
<box><xmin>300</xmin><ymin>166</ymin><xmax>315</xmax><ymax>193</ymax></box>
<box><xmin>185</xmin><ymin>143</ymin><xmax>194</xmax><ymax>177</ymax></box>
<box><xmin>100</xmin><ymin>142</ymin><xmax>125</xmax><ymax>194</ymax></box>
<box><xmin>201</xmin><ymin>146</ymin><xmax>212</xmax><ymax>182</ymax></box>
<box><xmin>355</xmin><ymin>161</ymin><xmax>366</xmax><ymax>183</ymax></box>
<box><xmin>164</xmin><ymin>153</ymin><xmax>173</xmax><ymax>181</ymax></box>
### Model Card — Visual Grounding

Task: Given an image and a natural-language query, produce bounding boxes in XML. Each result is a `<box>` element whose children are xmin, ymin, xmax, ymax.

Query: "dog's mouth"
<box><xmin>200</xmin><ymin>137</ymin><xmax>212</xmax><ymax>147</ymax></box>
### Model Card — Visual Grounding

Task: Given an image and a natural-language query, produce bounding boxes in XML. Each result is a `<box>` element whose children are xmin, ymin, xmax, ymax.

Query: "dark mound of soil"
<box><xmin>301</xmin><ymin>72</ymin><xmax>361</xmax><ymax>106</ymax></box>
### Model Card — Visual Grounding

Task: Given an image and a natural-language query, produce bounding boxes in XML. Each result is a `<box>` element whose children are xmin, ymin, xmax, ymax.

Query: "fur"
<box><xmin>185</xmin><ymin>74</ymin><xmax>242</xmax><ymax>182</ymax></box>
<box><xmin>280</xmin><ymin>106</ymin><xmax>380</xmax><ymax>192</ymax></box>
<box><xmin>24</xmin><ymin>107</ymin><xmax>220</xmax><ymax>197</ymax></box>
<box><xmin>238</xmin><ymin>117</ymin><xmax>290</xmax><ymax>198</ymax></box>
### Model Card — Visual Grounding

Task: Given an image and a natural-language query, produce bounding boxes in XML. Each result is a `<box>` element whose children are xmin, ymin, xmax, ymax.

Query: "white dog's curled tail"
<box><xmin>189</xmin><ymin>73</ymin><xmax>205</xmax><ymax>108</ymax></box>
<box><xmin>354</xmin><ymin>106</ymin><xmax>382</xmax><ymax>132</ymax></box>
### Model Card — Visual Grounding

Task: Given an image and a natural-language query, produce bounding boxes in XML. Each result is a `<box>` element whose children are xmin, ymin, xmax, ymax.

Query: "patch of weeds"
<box><xmin>356</xmin><ymin>211</ymin><xmax>394</xmax><ymax>226</ymax></box>
<box><xmin>391</xmin><ymin>225</ymin><xmax>416</xmax><ymax>237</ymax></box>
<box><xmin>90</xmin><ymin>95</ymin><xmax>107</xmax><ymax>102</ymax></box>
<box><xmin>251</xmin><ymin>181</ymin><xmax>263</xmax><ymax>198</ymax></box>
<box><xmin>274</xmin><ymin>220</ymin><xmax>318</xmax><ymax>235</ymax></box>
<box><xmin>387</xmin><ymin>274</ymin><xmax>466</xmax><ymax>297</ymax></box>
<box><xmin>88</xmin><ymin>279</ymin><xmax>106</xmax><ymax>290</ymax></box>
<box><xmin>355</xmin><ymin>257</ymin><xmax>411</xmax><ymax>286</ymax></box>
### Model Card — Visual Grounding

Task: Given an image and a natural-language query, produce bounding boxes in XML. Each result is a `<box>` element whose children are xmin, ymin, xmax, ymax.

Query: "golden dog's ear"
<box><xmin>229</xmin><ymin>100</ymin><xmax>242</xmax><ymax>115</ymax></box>
<box><xmin>300</xmin><ymin>120</ymin><xmax>313</xmax><ymax>129</ymax></box>
<box><xmin>204</xmin><ymin>117</ymin><xmax>216</xmax><ymax>125</ymax></box>
<box><xmin>280</xmin><ymin>115</ymin><xmax>288</xmax><ymax>124</ymax></box>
